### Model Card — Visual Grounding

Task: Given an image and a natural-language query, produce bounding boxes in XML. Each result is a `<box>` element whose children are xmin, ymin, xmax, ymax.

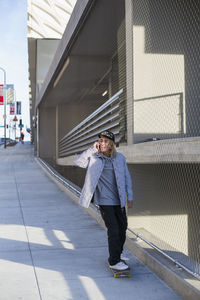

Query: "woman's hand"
<box><xmin>127</xmin><ymin>200</ymin><xmax>133</xmax><ymax>209</ymax></box>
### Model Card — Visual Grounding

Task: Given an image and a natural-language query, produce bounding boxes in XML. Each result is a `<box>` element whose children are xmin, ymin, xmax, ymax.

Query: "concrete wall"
<box><xmin>58</xmin><ymin>102</ymin><xmax>99</xmax><ymax>142</ymax></box>
<box><xmin>39</xmin><ymin>107</ymin><xmax>56</xmax><ymax>159</ymax></box>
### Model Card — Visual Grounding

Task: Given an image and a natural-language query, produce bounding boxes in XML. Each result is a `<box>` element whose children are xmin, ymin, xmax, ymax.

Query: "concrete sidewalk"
<box><xmin>0</xmin><ymin>142</ymin><xmax>183</xmax><ymax>300</ymax></box>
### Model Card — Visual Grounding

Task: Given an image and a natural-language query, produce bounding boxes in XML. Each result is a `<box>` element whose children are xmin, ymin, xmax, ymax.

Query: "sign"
<box><xmin>6</xmin><ymin>84</ymin><xmax>14</xmax><ymax>104</ymax></box>
<box><xmin>13</xmin><ymin>116</ymin><xmax>18</xmax><ymax>122</ymax></box>
<box><xmin>16</xmin><ymin>101</ymin><xmax>21</xmax><ymax>115</ymax></box>
<box><xmin>10</xmin><ymin>103</ymin><xmax>15</xmax><ymax>115</ymax></box>
<box><xmin>0</xmin><ymin>84</ymin><xmax>4</xmax><ymax>105</ymax></box>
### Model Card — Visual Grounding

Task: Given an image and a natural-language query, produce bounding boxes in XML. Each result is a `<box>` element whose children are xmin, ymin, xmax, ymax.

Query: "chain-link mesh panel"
<box><xmin>49</xmin><ymin>0</ymin><xmax>200</xmax><ymax>280</ymax></box>
<box><xmin>57</xmin><ymin>1</ymin><xmax>127</xmax><ymax>153</ymax></box>
<box><xmin>127</xmin><ymin>0</ymin><xmax>200</xmax><ymax>278</ymax></box>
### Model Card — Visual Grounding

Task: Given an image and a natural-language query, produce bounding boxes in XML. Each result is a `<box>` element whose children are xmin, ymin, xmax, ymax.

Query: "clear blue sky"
<box><xmin>0</xmin><ymin>0</ymin><xmax>30</xmax><ymax>136</ymax></box>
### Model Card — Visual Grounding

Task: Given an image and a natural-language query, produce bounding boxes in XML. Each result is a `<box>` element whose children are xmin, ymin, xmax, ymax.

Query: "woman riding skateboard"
<box><xmin>74</xmin><ymin>130</ymin><xmax>133</xmax><ymax>271</ymax></box>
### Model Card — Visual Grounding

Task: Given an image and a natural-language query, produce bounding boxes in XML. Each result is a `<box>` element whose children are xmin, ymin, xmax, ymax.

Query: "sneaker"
<box><xmin>109</xmin><ymin>261</ymin><xmax>129</xmax><ymax>271</ymax></box>
<box><xmin>120</xmin><ymin>253</ymin><xmax>130</xmax><ymax>261</ymax></box>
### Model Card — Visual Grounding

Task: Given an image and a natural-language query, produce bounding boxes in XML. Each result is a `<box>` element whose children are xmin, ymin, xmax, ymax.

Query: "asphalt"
<box><xmin>0</xmin><ymin>142</ymin><xmax>183</xmax><ymax>300</ymax></box>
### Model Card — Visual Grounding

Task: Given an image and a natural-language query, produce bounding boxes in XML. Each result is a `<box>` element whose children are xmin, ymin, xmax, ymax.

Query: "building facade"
<box><xmin>28</xmin><ymin>0</ymin><xmax>200</xmax><ymax>279</ymax></box>
<box><xmin>28</xmin><ymin>0</ymin><xmax>77</xmax><ymax>144</ymax></box>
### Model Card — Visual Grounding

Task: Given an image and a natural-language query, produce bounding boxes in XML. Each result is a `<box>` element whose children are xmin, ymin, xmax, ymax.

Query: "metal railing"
<box><xmin>59</xmin><ymin>89</ymin><xmax>124</xmax><ymax>157</ymax></box>
<box><xmin>36</xmin><ymin>156</ymin><xmax>200</xmax><ymax>281</ymax></box>
<box><xmin>134</xmin><ymin>92</ymin><xmax>184</xmax><ymax>143</ymax></box>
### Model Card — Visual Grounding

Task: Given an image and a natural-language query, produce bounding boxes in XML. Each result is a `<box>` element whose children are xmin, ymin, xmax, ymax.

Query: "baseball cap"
<box><xmin>98</xmin><ymin>130</ymin><xmax>115</xmax><ymax>142</ymax></box>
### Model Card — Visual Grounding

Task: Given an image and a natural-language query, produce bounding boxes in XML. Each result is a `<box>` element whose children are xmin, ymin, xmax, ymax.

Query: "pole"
<box><xmin>9</xmin><ymin>120</ymin><xmax>10</xmax><ymax>139</ymax></box>
<box><xmin>0</xmin><ymin>67</ymin><xmax>6</xmax><ymax>148</ymax></box>
<box><xmin>14</xmin><ymin>89</ymin><xmax>16</xmax><ymax>140</ymax></box>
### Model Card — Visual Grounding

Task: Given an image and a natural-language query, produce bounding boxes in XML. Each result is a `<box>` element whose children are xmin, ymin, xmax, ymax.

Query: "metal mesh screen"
<box><xmin>54</xmin><ymin>0</ymin><xmax>200</xmax><ymax>279</ymax></box>
<box><xmin>127</xmin><ymin>0</ymin><xmax>200</xmax><ymax>279</ymax></box>
<box><xmin>58</xmin><ymin>1</ymin><xmax>127</xmax><ymax>155</ymax></box>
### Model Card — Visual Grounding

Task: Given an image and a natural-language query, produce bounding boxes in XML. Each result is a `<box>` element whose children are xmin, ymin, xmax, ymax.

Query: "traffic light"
<box><xmin>18</xmin><ymin>119</ymin><xmax>24</xmax><ymax>130</ymax></box>
<box><xmin>6</xmin><ymin>124</ymin><xmax>8</xmax><ymax>128</ymax></box>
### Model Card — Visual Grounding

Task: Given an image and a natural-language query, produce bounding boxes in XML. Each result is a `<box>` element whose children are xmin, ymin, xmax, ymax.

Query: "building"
<box><xmin>28</xmin><ymin>0</ymin><xmax>200</xmax><ymax>280</ymax></box>
<box><xmin>28</xmin><ymin>0</ymin><xmax>77</xmax><ymax>144</ymax></box>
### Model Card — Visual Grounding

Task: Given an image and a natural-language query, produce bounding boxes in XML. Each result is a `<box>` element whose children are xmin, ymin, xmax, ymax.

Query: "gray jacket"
<box><xmin>74</xmin><ymin>146</ymin><xmax>133</xmax><ymax>208</ymax></box>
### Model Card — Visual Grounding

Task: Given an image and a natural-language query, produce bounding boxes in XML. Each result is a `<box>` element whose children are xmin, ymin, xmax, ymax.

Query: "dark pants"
<box><xmin>99</xmin><ymin>205</ymin><xmax>127</xmax><ymax>266</ymax></box>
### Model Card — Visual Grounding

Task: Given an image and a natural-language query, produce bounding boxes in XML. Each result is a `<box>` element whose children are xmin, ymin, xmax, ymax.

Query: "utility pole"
<box><xmin>0</xmin><ymin>67</ymin><xmax>7</xmax><ymax>148</ymax></box>
<box><xmin>14</xmin><ymin>89</ymin><xmax>17</xmax><ymax>140</ymax></box>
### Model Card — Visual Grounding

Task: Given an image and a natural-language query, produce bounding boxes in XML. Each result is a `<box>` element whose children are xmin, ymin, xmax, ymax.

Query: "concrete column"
<box><xmin>56</xmin><ymin>105</ymin><xmax>59</xmax><ymax>160</ymax></box>
<box><xmin>36</xmin><ymin>108</ymin><xmax>39</xmax><ymax>157</ymax></box>
<box><xmin>125</xmin><ymin>0</ymin><xmax>134</xmax><ymax>145</ymax></box>
<box><xmin>39</xmin><ymin>107</ymin><xmax>56</xmax><ymax>161</ymax></box>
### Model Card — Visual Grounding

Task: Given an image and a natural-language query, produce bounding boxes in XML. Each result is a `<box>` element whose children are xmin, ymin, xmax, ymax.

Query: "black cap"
<box><xmin>98</xmin><ymin>130</ymin><xmax>115</xmax><ymax>142</ymax></box>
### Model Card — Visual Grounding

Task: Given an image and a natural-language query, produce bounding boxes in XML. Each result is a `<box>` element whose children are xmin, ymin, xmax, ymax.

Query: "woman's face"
<box><xmin>99</xmin><ymin>137</ymin><xmax>112</xmax><ymax>154</ymax></box>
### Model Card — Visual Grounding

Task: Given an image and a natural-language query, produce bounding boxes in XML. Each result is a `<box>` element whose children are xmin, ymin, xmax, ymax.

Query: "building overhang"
<box><xmin>36</xmin><ymin>0</ymin><xmax>125</xmax><ymax>109</ymax></box>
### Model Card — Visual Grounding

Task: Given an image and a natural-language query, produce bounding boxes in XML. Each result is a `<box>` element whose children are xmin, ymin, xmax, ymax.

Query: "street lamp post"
<box><xmin>14</xmin><ymin>88</ymin><xmax>17</xmax><ymax>140</ymax></box>
<box><xmin>0</xmin><ymin>67</ymin><xmax>7</xmax><ymax>148</ymax></box>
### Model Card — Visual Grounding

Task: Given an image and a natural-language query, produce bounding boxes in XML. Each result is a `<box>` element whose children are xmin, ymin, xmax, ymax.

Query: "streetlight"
<box><xmin>13</xmin><ymin>88</ymin><xmax>17</xmax><ymax>140</ymax></box>
<box><xmin>0</xmin><ymin>67</ymin><xmax>7</xmax><ymax>148</ymax></box>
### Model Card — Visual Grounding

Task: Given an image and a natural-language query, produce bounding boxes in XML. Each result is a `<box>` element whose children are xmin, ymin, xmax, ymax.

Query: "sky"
<box><xmin>0</xmin><ymin>0</ymin><xmax>30</xmax><ymax>140</ymax></box>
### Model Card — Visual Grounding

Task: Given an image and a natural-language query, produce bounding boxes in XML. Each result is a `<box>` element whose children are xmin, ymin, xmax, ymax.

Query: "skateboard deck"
<box><xmin>108</xmin><ymin>264</ymin><xmax>131</xmax><ymax>278</ymax></box>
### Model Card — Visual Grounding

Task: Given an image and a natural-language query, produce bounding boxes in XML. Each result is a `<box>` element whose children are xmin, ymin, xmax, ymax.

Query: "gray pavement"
<box><xmin>0</xmin><ymin>142</ymin><xmax>183</xmax><ymax>300</ymax></box>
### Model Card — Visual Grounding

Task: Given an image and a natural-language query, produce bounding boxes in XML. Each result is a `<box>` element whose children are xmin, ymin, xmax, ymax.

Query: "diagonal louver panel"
<box><xmin>28</xmin><ymin>0</ymin><xmax>76</xmax><ymax>38</ymax></box>
<box><xmin>59</xmin><ymin>89</ymin><xmax>124</xmax><ymax>157</ymax></box>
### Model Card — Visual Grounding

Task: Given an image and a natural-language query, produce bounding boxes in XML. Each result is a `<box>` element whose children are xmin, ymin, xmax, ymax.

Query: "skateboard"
<box><xmin>108</xmin><ymin>264</ymin><xmax>131</xmax><ymax>278</ymax></box>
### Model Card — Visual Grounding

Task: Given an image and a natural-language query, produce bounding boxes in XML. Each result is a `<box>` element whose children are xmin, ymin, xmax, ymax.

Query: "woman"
<box><xmin>74</xmin><ymin>130</ymin><xmax>133</xmax><ymax>271</ymax></box>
